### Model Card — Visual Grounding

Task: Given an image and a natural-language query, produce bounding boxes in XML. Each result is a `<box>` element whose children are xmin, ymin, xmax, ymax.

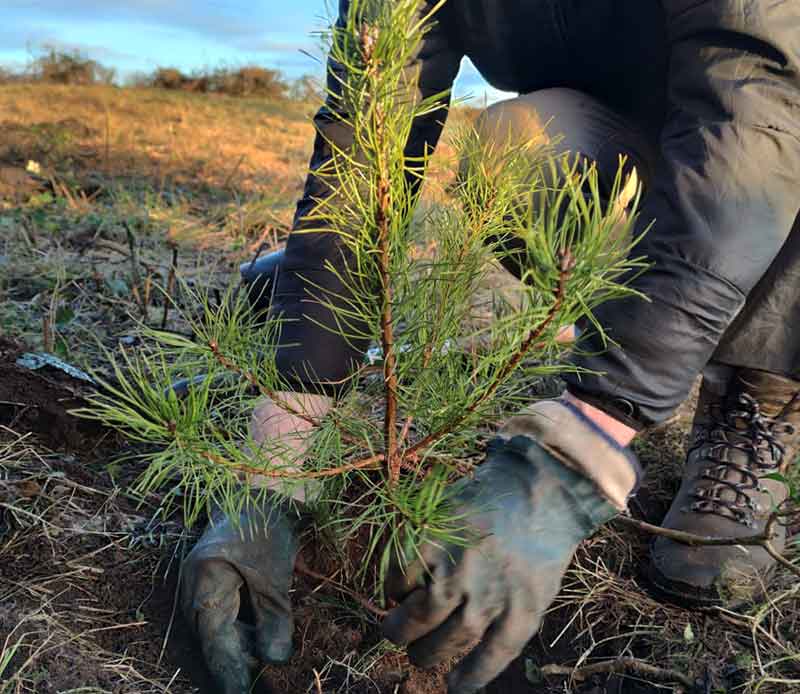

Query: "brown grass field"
<box><xmin>1</xmin><ymin>84</ymin><xmax>799</xmax><ymax>694</ymax></box>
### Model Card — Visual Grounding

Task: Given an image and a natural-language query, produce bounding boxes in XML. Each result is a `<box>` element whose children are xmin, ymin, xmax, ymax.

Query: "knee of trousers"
<box><xmin>464</xmin><ymin>88</ymin><xmax>656</xmax><ymax>199</ymax></box>
<box><xmin>462</xmin><ymin>88</ymin><xmax>655</xmax><ymax>278</ymax></box>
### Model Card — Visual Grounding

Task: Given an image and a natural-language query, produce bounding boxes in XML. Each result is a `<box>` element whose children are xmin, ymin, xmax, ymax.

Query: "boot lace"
<box><xmin>687</xmin><ymin>393</ymin><xmax>795</xmax><ymax>526</ymax></box>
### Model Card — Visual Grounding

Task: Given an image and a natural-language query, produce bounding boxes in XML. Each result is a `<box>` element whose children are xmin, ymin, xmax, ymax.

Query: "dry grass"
<box><xmin>0</xmin><ymin>83</ymin><xmax>313</xmax><ymax>198</ymax></box>
<box><xmin>0</xmin><ymin>430</ymin><xmax>191</xmax><ymax>694</ymax></box>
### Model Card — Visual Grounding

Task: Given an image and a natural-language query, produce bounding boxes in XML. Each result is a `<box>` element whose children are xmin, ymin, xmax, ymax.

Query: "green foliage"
<box><xmin>78</xmin><ymin>0</ymin><xmax>647</xmax><ymax>594</ymax></box>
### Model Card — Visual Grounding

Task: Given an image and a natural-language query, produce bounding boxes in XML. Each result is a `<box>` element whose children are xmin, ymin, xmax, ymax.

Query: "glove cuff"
<box><xmin>499</xmin><ymin>400</ymin><xmax>641</xmax><ymax>510</ymax></box>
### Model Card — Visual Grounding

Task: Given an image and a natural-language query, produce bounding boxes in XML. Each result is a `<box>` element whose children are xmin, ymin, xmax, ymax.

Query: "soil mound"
<box><xmin>0</xmin><ymin>338</ymin><xmax>107</xmax><ymax>450</ymax></box>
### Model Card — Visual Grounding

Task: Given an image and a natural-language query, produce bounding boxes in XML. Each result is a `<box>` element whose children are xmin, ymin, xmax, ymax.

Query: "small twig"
<box><xmin>104</xmin><ymin>103</ymin><xmax>111</xmax><ymax>172</ymax></box>
<box><xmin>208</xmin><ymin>340</ymin><xmax>319</xmax><ymax>427</ymax></box>
<box><xmin>616</xmin><ymin>513</ymin><xmax>800</xmax><ymax>579</ymax></box>
<box><xmin>761</xmin><ymin>540</ymin><xmax>800</xmax><ymax>578</ymax></box>
<box><xmin>222</xmin><ymin>153</ymin><xmax>246</xmax><ymax>189</ymax></box>
<box><xmin>751</xmin><ymin>584</ymin><xmax>800</xmax><ymax>673</ymax></box>
<box><xmin>125</xmin><ymin>223</ymin><xmax>146</xmax><ymax>318</ymax></box>
<box><xmin>295</xmin><ymin>558</ymin><xmax>388</xmax><ymax>618</ymax></box>
<box><xmin>143</xmin><ymin>272</ymin><xmax>153</xmax><ymax>311</ymax></box>
<box><xmin>187</xmin><ymin>439</ymin><xmax>384</xmax><ymax>480</ymax></box>
<box><xmin>42</xmin><ymin>313</ymin><xmax>53</xmax><ymax>353</ymax></box>
<box><xmin>541</xmin><ymin>657</ymin><xmax>695</xmax><ymax>689</ymax></box>
<box><xmin>616</xmin><ymin>515</ymin><xmax>772</xmax><ymax>547</ymax></box>
<box><xmin>160</xmin><ymin>244</ymin><xmax>179</xmax><ymax>330</ymax></box>
<box><xmin>48</xmin><ymin>173</ymin><xmax>78</xmax><ymax>210</ymax></box>
<box><xmin>313</xmin><ymin>669</ymin><xmax>324</xmax><ymax>694</ymax></box>
<box><xmin>399</xmin><ymin>416</ymin><xmax>414</xmax><ymax>446</ymax></box>
<box><xmin>208</xmin><ymin>341</ymin><xmax>369</xmax><ymax>454</ymax></box>
<box><xmin>90</xmin><ymin>238</ymin><xmax>132</xmax><ymax>258</ymax></box>
<box><xmin>43</xmin><ymin>276</ymin><xmax>63</xmax><ymax>353</ymax></box>
<box><xmin>157</xmin><ymin>533</ymin><xmax>187</xmax><ymax>666</ymax></box>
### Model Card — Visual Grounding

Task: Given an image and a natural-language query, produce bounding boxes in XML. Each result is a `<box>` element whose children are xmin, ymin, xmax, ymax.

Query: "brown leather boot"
<box><xmin>649</xmin><ymin>367</ymin><xmax>800</xmax><ymax>605</ymax></box>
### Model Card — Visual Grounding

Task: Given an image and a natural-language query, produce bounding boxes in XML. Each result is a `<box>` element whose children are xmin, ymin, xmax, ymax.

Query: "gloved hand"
<box><xmin>181</xmin><ymin>497</ymin><xmax>299</xmax><ymax>694</ymax></box>
<box><xmin>382</xmin><ymin>399</ymin><xmax>640</xmax><ymax>694</ymax></box>
<box><xmin>180</xmin><ymin>392</ymin><xmax>331</xmax><ymax>694</ymax></box>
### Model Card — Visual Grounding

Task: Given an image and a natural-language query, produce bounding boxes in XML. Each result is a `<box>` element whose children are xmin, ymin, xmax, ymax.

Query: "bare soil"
<box><xmin>0</xmin><ymin>337</ymin><xmax>108</xmax><ymax>451</ymax></box>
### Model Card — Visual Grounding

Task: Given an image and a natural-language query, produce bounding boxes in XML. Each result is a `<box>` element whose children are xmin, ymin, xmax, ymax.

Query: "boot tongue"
<box><xmin>734</xmin><ymin>369</ymin><xmax>800</xmax><ymax>419</ymax></box>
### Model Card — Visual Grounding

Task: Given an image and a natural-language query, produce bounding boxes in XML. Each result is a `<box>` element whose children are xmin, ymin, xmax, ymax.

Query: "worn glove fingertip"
<box><xmin>255</xmin><ymin>616</ymin><xmax>295</xmax><ymax>664</ymax></box>
<box><xmin>260</xmin><ymin>636</ymin><xmax>294</xmax><ymax>664</ymax></box>
<box><xmin>211</xmin><ymin>668</ymin><xmax>252</xmax><ymax>694</ymax></box>
<box><xmin>407</xmin><ymin>643</ymin><xmax>448</xmax><ymax>670</ymax></box>
<box><xmin>203</xmin><ymin>637</ymin><xmax>253</xmax><ymax>694</ymax></box>
<box><xmin>381</xmin><ymin>609</ymin><xmax>409</xmax><ymax>646</ymax></box>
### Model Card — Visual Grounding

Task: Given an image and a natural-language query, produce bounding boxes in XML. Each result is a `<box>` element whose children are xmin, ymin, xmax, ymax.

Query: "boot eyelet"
<box><xmin>610</xmin><ymin>397</ymin><xmax>636</xmax><ymax>419</ymax></box>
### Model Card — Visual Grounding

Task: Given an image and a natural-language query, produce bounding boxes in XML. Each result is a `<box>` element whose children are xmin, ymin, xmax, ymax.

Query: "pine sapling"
<box><xmin>78</xmin><ymin>0</ymin><xmax>648</xmax><ymax>598</ymax></box>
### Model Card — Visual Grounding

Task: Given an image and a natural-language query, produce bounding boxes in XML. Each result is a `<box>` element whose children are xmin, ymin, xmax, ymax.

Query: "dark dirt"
<box><xmin>0</xmin><ymin>452</ymin><xmax>185</xmax><ymax>692</ymax></box>
<box><xmin>0</xmin><ymin>337</ymin><xmax>110</xmax><ymax>450</ymax></box>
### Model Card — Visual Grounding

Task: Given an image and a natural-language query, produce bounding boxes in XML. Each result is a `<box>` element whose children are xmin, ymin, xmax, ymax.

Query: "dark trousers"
<box><xmin>479</xmin><ymin>86</ymin><xmax>800</xmax><ymax>381</ymax></box>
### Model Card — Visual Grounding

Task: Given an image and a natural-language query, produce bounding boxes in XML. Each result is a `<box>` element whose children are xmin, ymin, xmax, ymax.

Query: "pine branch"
<box><xmin>183</xmin><ymin>439</ymin><xmax>385</xmax><ymax>480</ymax></box>
<box><xmin>295</xmin><ymin>556</ymin><xmax>388</xmax><ymax>617</ymax></box>
<box><xmin>403</xmin><ymin>249</ymin><xmax>575</xmax><ymax>461</ymax></box>
<box><xmin>207</xmin><ymin>339</ymin><xmax>372</xmax><ymax>453</ymax></box>
<box><xmin>208</xmin><ymin>339</ymin><xmax>319</xmax><ymax>427</ymax></box>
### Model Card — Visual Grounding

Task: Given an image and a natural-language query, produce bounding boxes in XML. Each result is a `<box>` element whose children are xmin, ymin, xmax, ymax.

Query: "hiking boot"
<box><xmin>649</xmin><ymin>367</ymin><xmax>800</xmax><ymax>605</ymax></box>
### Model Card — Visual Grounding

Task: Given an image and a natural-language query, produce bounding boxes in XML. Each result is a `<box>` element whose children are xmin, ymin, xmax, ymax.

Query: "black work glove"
<box><xmin>383</xmin><ymin>400</ymin><xmax>640</xmax><ymax>694</ymax></box>
<box><xmin>181</xmin><ymin>497</ymin><xmax>299</xmax><ymax>694</ymax></box>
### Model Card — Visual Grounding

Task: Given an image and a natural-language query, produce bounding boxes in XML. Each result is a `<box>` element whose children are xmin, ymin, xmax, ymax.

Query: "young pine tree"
<box><xmin>79</xmin><ymin>0</ymin><xmax>646</xmax><ymax>596</ymax></box>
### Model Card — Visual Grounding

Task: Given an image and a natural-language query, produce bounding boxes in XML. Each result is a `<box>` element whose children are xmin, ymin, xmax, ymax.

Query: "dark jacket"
<box><xmin>273</xmin><ymin>0</ymin><xmax>800</xmax><ymax>425</ymax></box>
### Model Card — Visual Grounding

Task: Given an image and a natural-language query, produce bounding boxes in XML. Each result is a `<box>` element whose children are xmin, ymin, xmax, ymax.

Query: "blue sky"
<box><xmin>0</xmin><ymin>1</ymin><xmax>509</xmax><ymax>103</ymax></box>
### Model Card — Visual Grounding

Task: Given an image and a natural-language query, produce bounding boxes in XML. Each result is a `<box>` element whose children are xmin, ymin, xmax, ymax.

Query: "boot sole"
<box><xmin>647</xmin><ymin>556</ymin><xmax>773</xmax><ymax>609</ymax></box>
<box><xmin>646</xmin><ymin>560</ymin><xmax>723</xmax><ymax>608</ymax></box>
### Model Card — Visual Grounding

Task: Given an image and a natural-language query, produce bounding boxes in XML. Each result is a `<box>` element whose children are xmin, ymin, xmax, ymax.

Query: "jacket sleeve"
<box><xmin>272</xmin><ymin>0</ymin><xmax>463</xmax><ymax>393</ymax></box>
<box><xmin>565</xmin><ymin>0</ymin><xmax>800</xmax><ymax>426</ymax></box>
